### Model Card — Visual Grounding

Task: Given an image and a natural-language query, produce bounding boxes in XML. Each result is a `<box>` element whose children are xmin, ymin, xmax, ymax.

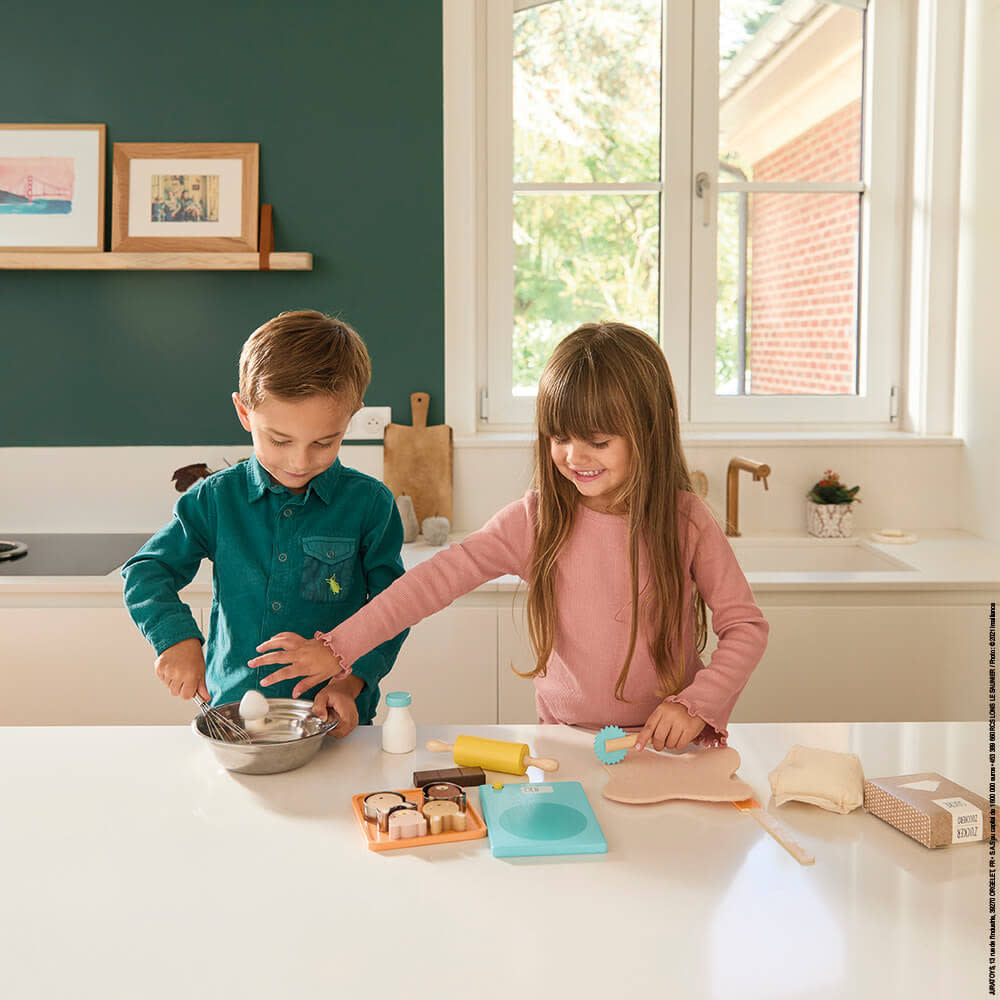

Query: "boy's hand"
<box><xmin>311</xmin><ymin>675</ymin><xmax>363</xmax><ymax>738</ymax></box>
<box><xmin>154</xmin><ymin>637</ymin><xmax>210</xmax><ymax>701</ymax></box>
<box><xmin>248</xmin><ymin>631</ymin><xmax>351</xmax><ymax>694</ymax></box>
<box><xmin>634</xmin><ymin>700</ymin><xmax>706</xmax><ymax>752</ymax></box>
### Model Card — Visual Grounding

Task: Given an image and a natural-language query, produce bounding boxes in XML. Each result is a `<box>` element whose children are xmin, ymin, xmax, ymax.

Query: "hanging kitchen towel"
<box><xmin>382</xmin><ymin>392</ymin><xmax>453</xmax><ymax>525</ymax></box>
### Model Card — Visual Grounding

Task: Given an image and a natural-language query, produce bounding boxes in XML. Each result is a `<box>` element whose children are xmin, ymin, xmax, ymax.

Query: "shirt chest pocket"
<box><xmin>300</xmin><ymin>536</ymin><xmax>357</xmax><ymax>602</ymax></box>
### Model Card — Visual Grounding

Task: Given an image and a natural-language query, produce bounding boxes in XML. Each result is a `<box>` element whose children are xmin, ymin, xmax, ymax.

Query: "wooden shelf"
<box><xmin>0</xmin><ymin>251</ymin><xmax>312</xmax><ymax>271</ymax></box>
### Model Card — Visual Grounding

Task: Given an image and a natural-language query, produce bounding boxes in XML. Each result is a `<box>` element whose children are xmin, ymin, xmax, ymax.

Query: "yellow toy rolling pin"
<box><xmin>425</xmin><ymin>735</ymin><xmax>559</xmax><ymax>775</ymax></box>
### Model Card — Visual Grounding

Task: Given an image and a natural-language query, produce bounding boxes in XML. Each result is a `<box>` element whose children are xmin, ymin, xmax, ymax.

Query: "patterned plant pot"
<box><xmin>806</xmin><ymin>500</ymin><xmax>855</xmax><ymax>538</ymax></box>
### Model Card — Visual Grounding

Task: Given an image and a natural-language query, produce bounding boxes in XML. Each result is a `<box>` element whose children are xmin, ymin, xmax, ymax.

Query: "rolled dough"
<box><xmin>602</xmin><ymin>746</ymin><xmax>753</xmax><ymax>805</ymax></box>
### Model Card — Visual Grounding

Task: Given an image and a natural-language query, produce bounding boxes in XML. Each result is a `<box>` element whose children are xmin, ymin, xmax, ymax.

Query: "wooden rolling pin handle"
<box><xmin>604</xmin><ymin>734</ymin><xmax>639</xmax><ymax>753</ymax></box>
<box><xmin>425</xmin><ymin>739</ymin><xmax>453</xmax><ymax>753</ymax></box>
<box><xmin>524</xmin><ymin>756</ymin><xmax>559</xmax><ymax>773</ymax></box>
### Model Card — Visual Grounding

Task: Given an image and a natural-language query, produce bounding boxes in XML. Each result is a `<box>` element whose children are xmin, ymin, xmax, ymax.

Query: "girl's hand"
<box><xmin>311</xmin><ymin>676</ymin><xmax>363</xmax><ymax>738</ymax></box>
<box><xmin>248</xmin><ymin>632</ymin><xmax>351</xmax><ymax>693</ymax></box>
<box><xmin>154</xmin><ymin>637</ymin><xmax>210</xmax><ymax>701</ymax></box>
<box><xmin>635</xmin><ymin>700</ymin><xmax>706</xmax><ymax>752</ymax></box>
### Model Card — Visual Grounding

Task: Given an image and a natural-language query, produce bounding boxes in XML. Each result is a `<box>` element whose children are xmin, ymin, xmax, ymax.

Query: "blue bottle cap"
<box><xmin>385</xmin><ymin>691</ymin><xmax>412</xmax><ymax>708</ymax></box>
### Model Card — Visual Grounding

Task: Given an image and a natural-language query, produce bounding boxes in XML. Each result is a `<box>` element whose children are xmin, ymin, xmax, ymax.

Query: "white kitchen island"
<box><xmin>0</xmin><ymin>720</ymin><xmax>988</xmax><ymax>998</ymax></box>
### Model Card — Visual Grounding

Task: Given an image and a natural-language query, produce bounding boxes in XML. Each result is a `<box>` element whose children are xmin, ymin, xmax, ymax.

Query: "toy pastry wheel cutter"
<box><xmin>594</xmin><ymin>725</ymin><xmax>639</xmax><ymax>765</ymax></box>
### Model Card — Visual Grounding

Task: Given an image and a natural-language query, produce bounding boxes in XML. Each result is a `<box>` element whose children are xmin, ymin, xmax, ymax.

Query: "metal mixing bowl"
<box><xmin>192</xmin><ymin>698</ymin><xmax>338</xmax><ymax>774</ymax></box>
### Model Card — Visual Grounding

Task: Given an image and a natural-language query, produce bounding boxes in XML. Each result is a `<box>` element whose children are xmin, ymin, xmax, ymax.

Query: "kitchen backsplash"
<box><xmin>0</xmin><ymin>436</ymin><xmax>972</xmax><ymax>538</ymax></box>
<box><xmin>448</xmin><ymin>437</ymin><xmax>971</xmax><ymax>538</ymax></box>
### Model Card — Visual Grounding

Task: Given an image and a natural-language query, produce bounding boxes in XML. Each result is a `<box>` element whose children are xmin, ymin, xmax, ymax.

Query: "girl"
<box><xmin>250</xmin><ymin>323</ymin><xmax>768</xmax><ymax>751</ymax></box>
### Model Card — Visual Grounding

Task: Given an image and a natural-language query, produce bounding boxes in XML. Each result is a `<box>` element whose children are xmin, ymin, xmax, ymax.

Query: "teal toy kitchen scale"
<box><xmin>477</xmin><ymin>780</ymin><xmax>607</xmax><ymax>858</ymax></box>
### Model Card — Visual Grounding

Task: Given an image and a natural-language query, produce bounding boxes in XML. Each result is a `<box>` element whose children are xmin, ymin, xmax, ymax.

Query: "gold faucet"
<box><xmin>726</xmin><ymin>457</ymin><xmax>771</xmax><ymax>537</ymax></box>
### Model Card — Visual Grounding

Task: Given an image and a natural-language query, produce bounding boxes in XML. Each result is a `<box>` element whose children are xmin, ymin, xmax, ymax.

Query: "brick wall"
<box><xmin>748</xmin><ymin>100</ymin><xmax>861</xmax><ymax>394</ymax></box>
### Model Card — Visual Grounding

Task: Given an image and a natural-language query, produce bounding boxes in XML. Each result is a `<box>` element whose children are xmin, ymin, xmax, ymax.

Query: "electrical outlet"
<box><xmin>344</xmin><ymin>406</ymin><xmax>392</xmax><ymax>441</ymax></box>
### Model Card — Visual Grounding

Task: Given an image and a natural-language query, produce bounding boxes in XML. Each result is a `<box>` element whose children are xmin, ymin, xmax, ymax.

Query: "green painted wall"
<box><xmin>0</xmin><ymin>2</ymin><xmax>443</xmax><ymax>445</ymax></box>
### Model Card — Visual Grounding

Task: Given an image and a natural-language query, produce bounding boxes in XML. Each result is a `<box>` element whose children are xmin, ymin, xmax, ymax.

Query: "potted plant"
<box><xmin>806</xmin><ymin>470</ymin><xmax>860</xmax><ymax>538</ymax></box>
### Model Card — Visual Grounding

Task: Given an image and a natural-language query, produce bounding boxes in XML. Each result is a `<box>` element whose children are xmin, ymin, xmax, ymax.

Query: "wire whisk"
<box><xmin>194</xmin><ymin>694</ymin><xmax>252</xmax><ymax>744</ymax></box>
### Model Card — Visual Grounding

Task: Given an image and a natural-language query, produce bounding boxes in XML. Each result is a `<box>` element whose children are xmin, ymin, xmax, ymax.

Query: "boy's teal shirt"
<box><xmin>122</xmin><ymin>455</ymin><xmax>408</xmax><ymax>723</ymax></box>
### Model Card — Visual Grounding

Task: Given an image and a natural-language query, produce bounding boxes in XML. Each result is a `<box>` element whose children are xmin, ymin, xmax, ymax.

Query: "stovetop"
<box><xmin>0</xmin><ymin>533</ymin><xmax>152</xmax><ymax>576</ymax></box>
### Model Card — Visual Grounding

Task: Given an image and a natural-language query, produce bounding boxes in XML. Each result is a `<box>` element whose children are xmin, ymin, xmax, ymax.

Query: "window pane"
<box><xmin>719</xmin><ymin>1</ymin><xmax>863</xmax><ymax>182</ymax></box>
<box><xmin>513</xmin><ymin>193</ymin><xmax>660</xmax><ymax>392</ymax></box>
<box><xmin>513</xmin><ymin>0</ymin><xmax>661</xmax><ymax>184</ymax></box>
<box><xmin>716</xmin><ymin>191</ymin><xmax>860</xmax><ymax>395</ymax></box>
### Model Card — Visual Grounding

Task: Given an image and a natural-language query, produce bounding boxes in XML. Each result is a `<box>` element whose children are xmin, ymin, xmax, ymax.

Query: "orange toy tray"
<box><xmin>351</xmin><ymin>787</ymin><xmax>488</xmax><ymax>853</ymax></box>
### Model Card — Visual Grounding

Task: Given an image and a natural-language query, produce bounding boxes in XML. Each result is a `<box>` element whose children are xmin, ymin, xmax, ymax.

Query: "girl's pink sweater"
<box><xmin>322</xmin><ymin>490</ymin><xmax>768</xmax><ymax>746</ymax></box>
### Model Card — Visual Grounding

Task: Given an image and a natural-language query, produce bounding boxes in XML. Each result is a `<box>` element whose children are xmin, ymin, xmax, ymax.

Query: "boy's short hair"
<box><xmin>238</xmin><ymin>310</ymin><xmax>372</xmax><ymax>410</ymax></box>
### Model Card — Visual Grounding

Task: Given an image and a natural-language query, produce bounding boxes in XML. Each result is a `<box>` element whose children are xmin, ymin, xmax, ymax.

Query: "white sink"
<box><xmin>731</xmin><ymin>538</ymin><xmax>916</xmax><ymax>574</ymax></box>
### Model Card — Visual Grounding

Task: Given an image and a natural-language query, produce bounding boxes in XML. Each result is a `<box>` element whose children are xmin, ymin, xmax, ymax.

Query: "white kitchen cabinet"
<box><xmin>1</xmin><ymin>601</ymin><xmax>499</xmax><ymax>728</ymax></box>
<box><xmin>500</xmin><ymin>592</ymin><xmax>988</xmax><ymax>726</ymax></box>
<box><xmin>0</xmin><ymin>608</ymin><xmax>195</xmax><ymax>726</ymax></box>
<box><xmin>720</xmin><ymin>600</ymin><xmax>987</xmax><ymax>724</ymax></box>
<box><xmin>372</xmin><ymin>604</ymin><xmax>498</xmax><ymax>726</ymax></box>
<box><xmin>1</xmin><ymin>568</ymin><xmax>992</xmax><ymax>727</ymax></box>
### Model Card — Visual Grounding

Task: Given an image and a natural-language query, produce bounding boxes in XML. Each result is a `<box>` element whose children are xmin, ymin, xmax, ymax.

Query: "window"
<box><xmin>691</xmin><ymin>0</ymin><xmax>900</xmax><ymax>423</ymax></box>
<box><xmin>466</xmin><ymin>0</ymin><xmax>905</xmax><ymax>428</ymax></box>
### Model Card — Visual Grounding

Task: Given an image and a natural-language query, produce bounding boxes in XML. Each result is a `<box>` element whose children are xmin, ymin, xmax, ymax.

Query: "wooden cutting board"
<box><xmin>382</xmin><ymin>392</ymin><xmax>453</xmax><ymax>525</ymax></box>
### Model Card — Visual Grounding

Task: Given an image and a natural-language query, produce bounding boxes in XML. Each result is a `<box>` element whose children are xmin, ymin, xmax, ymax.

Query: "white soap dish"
<box><xmin>871</xmin><ymin>528</ymin><xmax>918</xmax><ymax>545</ymax></box>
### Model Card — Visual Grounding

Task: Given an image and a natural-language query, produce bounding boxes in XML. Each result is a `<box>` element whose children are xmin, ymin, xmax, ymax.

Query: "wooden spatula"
<box><xmin>732</xmin><ymin>797</ymin><xmax>815</xmax><ymax>865</ymax></box>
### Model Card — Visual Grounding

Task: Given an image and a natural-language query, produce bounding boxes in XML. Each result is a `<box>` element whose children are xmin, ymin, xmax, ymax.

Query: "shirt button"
<box><xmin>272</xmin><ymin>601</ymin><xmax>281</xmax><ymax>611</ymax></box>
<box><xmin>283</xmin><ymin>509</ymin><xmax>293</xmax><ymax>518</ymax></box>
<box><xmin>278</xmin><ymin>553</ymin><xmax>287</xmax><ymax>562</ymax></box>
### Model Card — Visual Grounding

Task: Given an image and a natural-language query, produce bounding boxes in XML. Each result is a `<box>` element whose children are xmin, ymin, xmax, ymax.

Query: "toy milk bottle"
<box><xmin>382</xmin><ymin>691</ymin><xmax>416</xmax><ymax>754</ymax></box>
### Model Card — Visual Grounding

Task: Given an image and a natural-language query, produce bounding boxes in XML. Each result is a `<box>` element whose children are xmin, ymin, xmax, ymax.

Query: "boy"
<box><xmin>122</xmin><ymin>310</ymin><xmax>407</xmax><ymax>737</ymax></box>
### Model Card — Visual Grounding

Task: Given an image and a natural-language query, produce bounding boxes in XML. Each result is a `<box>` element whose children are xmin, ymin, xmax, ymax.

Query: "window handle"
<box><xmin>695</xmin><ymin>171</ymin><xmax>712</xmax><ymax>227</ymax></box>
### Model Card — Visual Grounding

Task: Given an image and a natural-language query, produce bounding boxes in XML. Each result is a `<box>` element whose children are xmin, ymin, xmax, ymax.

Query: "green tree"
<box><xmin>511</xmin><ymin>0</ymin><xmax>780</xmax><ymax>392</ymax></box>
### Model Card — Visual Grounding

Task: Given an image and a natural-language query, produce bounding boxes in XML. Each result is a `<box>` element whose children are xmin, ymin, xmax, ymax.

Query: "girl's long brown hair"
<box><xmin>523</xmin><ymin>322</ymin><xmax>708</xmax><ymax>700</ymax></box>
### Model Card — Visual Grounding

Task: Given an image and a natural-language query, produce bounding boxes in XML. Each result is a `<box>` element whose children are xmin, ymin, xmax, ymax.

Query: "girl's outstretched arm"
<box><xmin>250</xmin><ymin>630</ymin><xmax>350</xmax><ymax>694</ymax></box>
<box><xmin>252</xmin><ymin>493</ymin><xmax>537</xmax><ymax>689</ymax></box>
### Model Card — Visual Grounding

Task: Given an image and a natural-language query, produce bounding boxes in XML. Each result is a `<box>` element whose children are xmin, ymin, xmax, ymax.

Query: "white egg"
<box><xmin>239</xmin><ymin>689</ymin><xmax>269</xmax><ymax>722</ymax></box>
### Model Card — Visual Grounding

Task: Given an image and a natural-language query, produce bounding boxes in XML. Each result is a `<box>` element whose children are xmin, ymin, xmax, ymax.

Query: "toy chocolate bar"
<box><xmin>412</xmin><ymin>766</ymin><xmax>486</xmax><ymax>788</ymax></box>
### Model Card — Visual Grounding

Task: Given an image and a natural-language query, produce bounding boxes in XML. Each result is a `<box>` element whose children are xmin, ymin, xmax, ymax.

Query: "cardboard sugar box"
<box><xmin>863</xmin><ymin>772</ymin><xmax>990</xmax><ymax>848</ymax></box>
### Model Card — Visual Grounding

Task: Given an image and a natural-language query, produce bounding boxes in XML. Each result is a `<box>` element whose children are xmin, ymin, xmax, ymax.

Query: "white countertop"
<box><xmin>0</xmin><ymin>531</ymin><xmax>997</xmax><ymax>599</ymax></box>
<box><xmin>0</xmin><ymin>721</ymin><xmax>986</xmax><ymax>997</ymax></box>
<box><xmin>405</xmin><ymin>530</ymin><xmax>1000</xmax><ymax>592</ymax></box>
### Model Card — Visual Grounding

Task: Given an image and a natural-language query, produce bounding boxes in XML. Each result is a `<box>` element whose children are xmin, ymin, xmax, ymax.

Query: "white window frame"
<box><xmin>484</xmin><ymin>0</ymin><xmax>692</xmax><ymax>426</ymax></box>
<box><xmin>444</xmin><ymin>0</ymin><xmax>949</xmax><ymax>436</ymax></box>
<box><xmin>690</xmin><ymin>0</ymin><xmax>904</xmax><ymax>425</ymax></box>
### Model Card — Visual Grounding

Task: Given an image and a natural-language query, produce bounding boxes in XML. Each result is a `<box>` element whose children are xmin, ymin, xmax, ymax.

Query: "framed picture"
<box><xmin>0</xmin><ymin>124</ymin><xmax>106</xmax><ymax>251</ymax></box>
<box><xmin>111</xmin><ymin>142</ymin><xmax>258</xmax><ymax>252</ymax></box>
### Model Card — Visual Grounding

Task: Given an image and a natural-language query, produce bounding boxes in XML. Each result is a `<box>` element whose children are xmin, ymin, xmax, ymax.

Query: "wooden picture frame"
<box><xmin>111</xmin><ymin>142</ymin><xmax>258</xmax><ymax>252</ymax></box>
<box><xmin>0</xmin><ymin>123</ymin><xmax>106</xmax><ymax>251</ymax></box>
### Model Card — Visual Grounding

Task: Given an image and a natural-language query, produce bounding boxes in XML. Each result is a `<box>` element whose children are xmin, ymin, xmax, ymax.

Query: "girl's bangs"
<box><xmin>538</xmin><ymin>362</ymin><xmax>630</xmax><ymax>440</ymax></box>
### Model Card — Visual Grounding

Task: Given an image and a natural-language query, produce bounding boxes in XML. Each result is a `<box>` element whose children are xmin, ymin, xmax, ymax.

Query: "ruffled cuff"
<box><xmin>316</xmin><ymin>631</ymin><xmax>353</xmax><ymax>679</ymax></box>
<box><xmin>663</xmin><ymin>694</ymin><xmax>728</xmax><ymax>748</ymax></box>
